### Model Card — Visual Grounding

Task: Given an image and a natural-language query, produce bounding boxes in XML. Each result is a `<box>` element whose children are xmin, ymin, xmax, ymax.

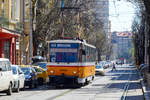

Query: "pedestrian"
<box><xmin>112</xmin><ymin>63</ymin><xmax>116</xmax><ymax>71</ymax></box>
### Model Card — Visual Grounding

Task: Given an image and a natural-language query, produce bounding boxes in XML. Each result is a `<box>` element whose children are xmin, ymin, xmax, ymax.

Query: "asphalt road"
<box><xmin>0</xmin><ymin>64</ymin><xmax>144</xmax><ymax>100</ymax></box>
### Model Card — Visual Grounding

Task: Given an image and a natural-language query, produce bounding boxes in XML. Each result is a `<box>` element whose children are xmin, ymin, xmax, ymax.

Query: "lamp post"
<box><xmin>29</xmin><ymin>0</ymin><xmax>33</xmax><ymax>64</ymax></box>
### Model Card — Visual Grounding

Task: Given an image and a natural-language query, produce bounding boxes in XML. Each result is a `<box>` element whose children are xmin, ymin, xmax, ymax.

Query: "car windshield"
<box><xmin>96</xmin><ymin>65</ymin><xmax>102</xmax><ymax>69</ymax></box>
<box><xmin>95</xmin><ymin>62</ymin><xmax>102</xmax><ymax>69</ymax></box>
<box><xmin>21</xmin><ymin>67</ymin><xmax>30</xmax><ymax>75</ymax></box>
<box><xmin>12</xmin><ymin>67</ymin><xmax>17</xmax><ymax>74</ymax></box>
<box><xmin>49</xmin><ymin>43</ymin><xmax>79</xmax><ymax>63</ymax></box>
<box><xmin>35</xmin><ymin>62</ymin><xmax>46</xmax><ymax>69</ymax></box>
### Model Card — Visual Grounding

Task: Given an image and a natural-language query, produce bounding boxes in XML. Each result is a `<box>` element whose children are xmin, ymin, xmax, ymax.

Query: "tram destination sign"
<box><xmin>50</xmin><ymin>43</ymin><xmax>79</xmax><ymax>48</ymax></box>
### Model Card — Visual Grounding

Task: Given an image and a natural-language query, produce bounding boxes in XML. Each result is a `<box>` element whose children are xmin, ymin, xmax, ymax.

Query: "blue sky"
<box><xmin>109</xmin><ymin>0</ymin><xmax>136</xmax><ymax>32</ymax></box>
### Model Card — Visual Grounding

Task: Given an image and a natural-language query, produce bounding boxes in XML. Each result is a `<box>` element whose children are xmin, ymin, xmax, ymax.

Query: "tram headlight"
<box><xmin>50</xmin><ymin>70</ymin><xmax>54</xmax><ymax>74</ymax></box>
<box><xmin>73</xmin><ymin>71</ymin><xmax>77</xmax><ymax>74</ymax></box>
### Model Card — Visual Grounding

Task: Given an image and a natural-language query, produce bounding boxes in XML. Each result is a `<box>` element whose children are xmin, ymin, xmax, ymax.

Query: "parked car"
<box><xmin>33</xmin><ymin>62</ymin><xmax>47</xmax><ymax>70</ymax></box>
<box><xmin>20</xmin><ymin>67</ymin><xmax>38</xmax><ymax>89</ymax></box>
<box><xmin>0</xmin><ymin>58</ymin><xmax>13</xmax><ymax>95</ymax></box>
<box><xmin>32</xmin><ymin>56</ymin><xmax>45</xmax><ymax>64</ymax></box>
<box><xmin>129</xmin><ymin>62</ymin><xmax>134</xmax><ymax>66</ymax></box>
<box><xmin>95</xmin><ymin>62</ymin><xmax>105</xmax><ymax>76</ymax></box>
<box><xmin>103</xmin><ymin>62</ymin><xmax>109</xmax><ymax>69</ymax></box>
<box><xmin>116</xmin><ymin>60</ymin><xmax>123</xmax><ymax>65</ymax></box>
<box><xmin>11</xmin><ymin>65</ymin><xmax>25</xmax><ymax>92</ymax></box>
<box><xmin>107</xmin><ymin>61</ymin><xmax>113</xmax><ymax>67</ymax></box>
<box><xmin>32</xmin><ymin>66</ymin><xmax>48</xmax><ymax>85</ymax></box>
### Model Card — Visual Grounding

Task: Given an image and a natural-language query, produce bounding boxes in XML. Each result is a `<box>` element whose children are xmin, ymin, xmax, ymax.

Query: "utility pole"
<box><xmin>29</xmin><ymin>0</ymin><xmax>33</xmax><ymax>64</ymax></box>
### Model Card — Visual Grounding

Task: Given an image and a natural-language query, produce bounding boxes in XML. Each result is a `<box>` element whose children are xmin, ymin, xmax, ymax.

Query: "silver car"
<box><xmin>12</xmin><ymin>65</ymin><xmax>25</xmax><ymax>92</ymax></box>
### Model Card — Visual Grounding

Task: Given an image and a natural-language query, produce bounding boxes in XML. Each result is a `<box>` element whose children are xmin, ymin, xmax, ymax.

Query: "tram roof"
<box><xmin>47</xmin><ymin>39</ymin><xmax>96</xmax><ymax>48</ymax></box>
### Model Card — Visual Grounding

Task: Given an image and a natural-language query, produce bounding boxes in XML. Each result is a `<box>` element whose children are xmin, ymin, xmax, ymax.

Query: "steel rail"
<box><xmin>120</xmin><ymin>70</ymin><xmax>133</xmax><ymax>100</ymax></box>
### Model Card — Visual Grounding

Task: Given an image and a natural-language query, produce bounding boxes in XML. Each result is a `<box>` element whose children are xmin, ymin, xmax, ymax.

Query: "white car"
<box><xmin>12</xmin><ymin>65</ymin><xmax>25</xmax><ymax>92</ymax></box>
<box><xmin>95</xmin><ymin>62</ymin><xmax>105</xmax><ymax>76</ymax></box>
<box><xmin>0</xmin><ymin>58</ymin><xmax>14</xmax><ymax>95</ymax></box>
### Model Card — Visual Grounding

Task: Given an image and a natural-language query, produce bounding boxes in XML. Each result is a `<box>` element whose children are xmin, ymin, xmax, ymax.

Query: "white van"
<box><xmin>0</xmin><ymin>58</ymin><xmax>14</xmax><ymax>95</ymax></box>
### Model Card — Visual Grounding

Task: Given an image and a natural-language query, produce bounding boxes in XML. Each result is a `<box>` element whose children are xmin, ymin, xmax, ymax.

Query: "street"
<box><xmin>0</xmin><ymin>64</ymin><xmax>144</xmax><ymax>100</ymax></box>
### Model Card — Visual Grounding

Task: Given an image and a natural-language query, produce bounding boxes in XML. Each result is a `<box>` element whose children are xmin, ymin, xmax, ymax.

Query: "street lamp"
<box><xmin>29</xmin><ymin>0</ymin><xmax>33</xmax><ymax>64</ymax></box>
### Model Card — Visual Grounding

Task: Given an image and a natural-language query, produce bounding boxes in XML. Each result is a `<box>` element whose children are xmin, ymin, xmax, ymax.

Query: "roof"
<box><xmin>116</xmin><ymin>32</ymin><xmax>132</xmax><ymax>37</ymax></box>
<box><xmin>47</xmin><ymin>39</ymin><xmax>82</xmax><ymax>44</ymax></box>
<box><xmin>47</xmin><ymin>39</ymin><xmax>96</xmax><ymax>48</ymax></box>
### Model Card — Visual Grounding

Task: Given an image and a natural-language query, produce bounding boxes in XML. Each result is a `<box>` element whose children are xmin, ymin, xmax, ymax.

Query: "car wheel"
<box><xmin>29</xmin><ymin>85</ymin><xmax>32</xmax><ymax>89</ymax></box>
<box><xmin>34</xmin><ymin>80</ymin><xmax>38</xmax><ymax>88</ymax></box>
<box><xmin>15</xmin><ymin>82</ymin><xmax>20</xmax><ymax>93</ymax></box>
<box><xmin>29</xmin><ymin>80</ymin><xmax>33</xmax><ymax>89</ymax></box>
<box><xmin>21</xmin><ymin>86</ymin><xmax>25</xmax><ymax>91</ymax></box>
<box><xmin>29</xmin><ymin>83</ymin><xmax>33</xmax><ymax>89</ymax></box>
<box><xmin>38</xmin><ymin>78</ymin><xmax>43</xmax><ymax>86</ymax></box>
<box><xmin>6</xmin><ymin>83</ymin><xmax>12</xmax><ymax>95</ymax></box>
<box><xmin>101</xmin><ymin>72</ymin><xmax>105</xmax><ymax>76</ymax></box>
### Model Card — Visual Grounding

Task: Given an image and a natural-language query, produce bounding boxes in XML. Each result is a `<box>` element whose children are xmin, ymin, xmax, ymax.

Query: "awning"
<box><xmin>0</xmin><ymin>30</ymin><xmax>19</xmax><ymax>39</ymax></box>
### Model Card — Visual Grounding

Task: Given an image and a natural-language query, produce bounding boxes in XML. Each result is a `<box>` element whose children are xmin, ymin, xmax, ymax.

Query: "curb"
<box><xmin>138</xmin><ymin>71</ymin><xmax>150</xmax><ymax>100</ymax></box>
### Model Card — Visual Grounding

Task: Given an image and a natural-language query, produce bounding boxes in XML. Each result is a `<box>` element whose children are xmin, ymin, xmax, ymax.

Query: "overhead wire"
<box><xmin>110</xmin><ymin>0</ymin><xmax>134</xmax><ymax>31</ymax></box>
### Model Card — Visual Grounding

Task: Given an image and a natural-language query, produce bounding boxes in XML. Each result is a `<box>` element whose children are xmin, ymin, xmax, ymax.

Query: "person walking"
<box><xmin>112</xmin><ymin>63</ymin><xmax>116</xmax><ymax>71</ymax></box>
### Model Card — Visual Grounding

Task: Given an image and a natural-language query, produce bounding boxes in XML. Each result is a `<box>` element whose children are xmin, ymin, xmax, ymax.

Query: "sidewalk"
<box><xmin>138</xmin><ymin>70</ymin><xmax>150</xmax><ymax>100</ymax></box>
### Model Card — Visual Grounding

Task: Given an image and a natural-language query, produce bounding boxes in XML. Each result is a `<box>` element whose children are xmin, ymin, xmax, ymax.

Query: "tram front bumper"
<box><xmin>49</xmin><ymin>75</ymin><xmax>78</xmax><ymax>85</ymax></box>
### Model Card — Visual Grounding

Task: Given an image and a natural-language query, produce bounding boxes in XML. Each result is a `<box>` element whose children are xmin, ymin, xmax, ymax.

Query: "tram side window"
<box><xmin>82</xmin><ymin>50</ymin><xmax>86</xmax><ymax>62</ymax></box>
<box><xmin>86</xmin><ymin>46</ymin><xmax>90</xmax><ymax>62</ymax></box>
<box><xmin>81</xmin><ymin>46</ymin><xmax>96</xmax><ymax>62</ymax></box>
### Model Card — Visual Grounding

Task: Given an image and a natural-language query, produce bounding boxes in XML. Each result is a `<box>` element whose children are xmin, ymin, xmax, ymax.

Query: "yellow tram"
<box><xmin>46</xmin><ymin>39</ymin><xmax>96</xmax><ymax>86</ymax></box>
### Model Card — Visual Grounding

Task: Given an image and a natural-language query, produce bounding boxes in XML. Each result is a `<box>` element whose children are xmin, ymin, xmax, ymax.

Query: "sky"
<box><xmin>109</xmin><ymin>0</ymin><xmax>136</xmax><ymax>32</ymax></box>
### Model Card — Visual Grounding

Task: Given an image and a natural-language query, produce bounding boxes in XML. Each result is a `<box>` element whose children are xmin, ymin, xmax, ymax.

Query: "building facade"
<box><xmin>95</xmin><ymin>0</ymin><xmax>109</xmax><ymax>39</ymax></box>
<box><xmin>0</xmin><ymin>28</ymin><xmax>20</xmax><ymax>64</ymax></box>
<box><xmin>0</xmin><ymin>0</ymin><xmax>25</xmax><ymax>64</ymax></box>
<box><xmin>111</xmin><ymin>31</ymin><xmax>132</xmax><ymax>61</ymax></box>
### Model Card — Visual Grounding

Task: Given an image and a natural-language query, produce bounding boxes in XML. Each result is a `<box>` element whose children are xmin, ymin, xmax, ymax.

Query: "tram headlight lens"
<box><xmin>73</xmin><ymin>71</ymin><xmax>77</xmax><ymax>74</ymax></box>
<box><xmin>50</xmin><ymin>70</ymin><xmax>54</xmax><ymax>74</ymax></box>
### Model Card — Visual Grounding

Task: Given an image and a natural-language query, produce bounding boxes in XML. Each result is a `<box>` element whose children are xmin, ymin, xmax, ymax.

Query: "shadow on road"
<box><xmin>125</xmin><ymin>95</ymin><xmax>144</xmax><ymax>100</ymax></box>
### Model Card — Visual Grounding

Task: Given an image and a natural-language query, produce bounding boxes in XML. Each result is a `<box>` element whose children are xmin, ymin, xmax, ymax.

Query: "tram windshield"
<box><xmin>49</xmin><ymin>43</ymin><xmax>79</xmax><ymax>62</ymax></box>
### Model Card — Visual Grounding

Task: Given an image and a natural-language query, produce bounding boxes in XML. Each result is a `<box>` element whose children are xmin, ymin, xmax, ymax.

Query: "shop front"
<box><xmin>0</xmin><ymin>28</ymin><xmax>19</xmax><ymax>64</ymax></box>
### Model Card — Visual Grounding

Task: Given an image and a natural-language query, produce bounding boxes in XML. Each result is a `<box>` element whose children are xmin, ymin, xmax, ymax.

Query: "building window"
<box><xmin>15</xmin><ymin>0</ymin><xmax>20</xmax><ymax>20</ymax></box>
<box><xmin>1</xmin><ymin>9</ymin><xmax>4</xmax><ymax>17</ymax></box>
<box><xmin>4</xmin><ymin>41</ymin><xmax>9</xmax><ymax>59</ymax></box>
<box><xmin>11</xmin><ymin>0</ymin><xmax>20</xmax><ymax>21</ymax></box>
<box><xmin>11</xmin><ymin>0</ymin><xmax>15</xmax><ymax>20</ymax></box>
<box><xmin>1</xmin><ymin>0</ymin><xmax>4</xmax><ymax>16</ymax></box>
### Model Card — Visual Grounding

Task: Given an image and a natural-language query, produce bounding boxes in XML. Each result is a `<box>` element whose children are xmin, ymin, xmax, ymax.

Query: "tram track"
<box><xmin>120</xmin><ymin>70</ymin><xmax>133</xmax><ymax>100</ymax></box>
<box><xmin>0</xmin><ymin>66</ymin><xmax>136</xmax><ymax>100</ymax></box>
<box><xmin>89</xmin><ymin>67</ymin><xmax>133</xmax><ymax>100</ymax></box>
<box><xmin>46</xmin><ymin>89</ymin><xmax>73</xmax><ymax>100</ymax></box>
<box><xmin>45</xmin><ymin>67</ymin><xmax>140</xmax><ymax>100</ymax></box>
<box><xmin>46</xmin><ymin>75</ymin><xmax>105</xmax><ymax>100</ymax></box>
<box><xmin>33</xmin><ymin>67</ymin><xmax>137</xmax><ymax>100</ymax></box>
<box><xmin>120</xmin><ymin>68</ymin><xmax>144</xmax><ymax>100</ymax></box>
<box><xmin>45</xmin><ymin>72</ymin><xmax>107</xmax><ymax>100</ymax></box>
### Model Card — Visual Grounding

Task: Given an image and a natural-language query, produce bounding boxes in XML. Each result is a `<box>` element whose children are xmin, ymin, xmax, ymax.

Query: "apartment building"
<box><xmin>0</xmin><ymin>0</ymin><xmax>29</xmax><ymax>64</ymax></box>
<box><xmin>95</xmin><ymin>0</ymin><xmax>109</xmax><ymax>39</ymax></box>
<box><xmin>111</xmin><ymin>31</ymin><xmax>132</xmax><ymax>60</ymax></box>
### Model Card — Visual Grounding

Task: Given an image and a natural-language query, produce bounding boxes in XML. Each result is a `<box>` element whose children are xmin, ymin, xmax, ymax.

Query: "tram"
<box><xmin>46</xmin><ymin>39</ymin><xmax>96</xmax><ymax>86</ymax></box>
